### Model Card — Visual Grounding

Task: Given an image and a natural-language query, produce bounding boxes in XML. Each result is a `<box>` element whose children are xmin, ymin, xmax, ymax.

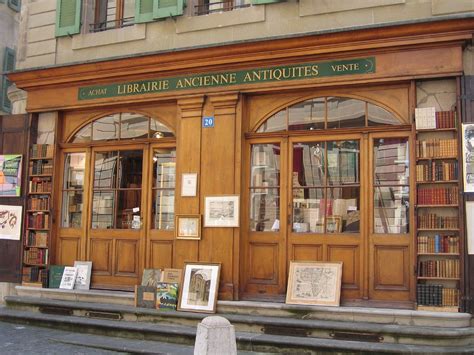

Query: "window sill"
<box><xmin>71</xmin><ymin>24</ymin><xmax>146</xmax><ymax>50</ymax></box>
<box><xmin>176</xmin><ymin>6</ymin><xmax>265</xmax><ymax>33</ymax></box>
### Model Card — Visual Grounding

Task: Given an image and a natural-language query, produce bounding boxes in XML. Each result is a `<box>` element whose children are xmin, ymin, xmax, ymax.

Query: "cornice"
<box><xmin>8</xmin><ymin>17</ymin><xmax>474</xmax><ymax>90</ymax></box>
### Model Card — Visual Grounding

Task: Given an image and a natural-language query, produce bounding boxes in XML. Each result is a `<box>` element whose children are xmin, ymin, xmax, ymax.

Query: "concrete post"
<box><xmin>194</xmin><ymin>316</ymin><xmax>237</xmax><ymax>355</ymax></box>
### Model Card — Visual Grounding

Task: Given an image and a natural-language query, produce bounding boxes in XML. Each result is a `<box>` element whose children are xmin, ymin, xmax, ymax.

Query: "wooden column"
<box><xmin>174</xmin><ymin>96</ymin><xmax>205</xmax><ymax>268</ymax></box>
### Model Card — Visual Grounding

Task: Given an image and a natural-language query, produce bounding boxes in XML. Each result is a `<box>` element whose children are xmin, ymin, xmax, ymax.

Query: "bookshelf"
<box><xmin>415</xmin><ymin>108</ymin><xmax>461</xmax><ymax>311</ymax></box>
<box><xmin>22</xmin><ymin>143</ymin><xmax>56</xmax><ymax>287</ymax></box>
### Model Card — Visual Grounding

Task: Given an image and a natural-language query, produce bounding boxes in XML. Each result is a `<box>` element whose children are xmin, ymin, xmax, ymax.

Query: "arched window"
<box><xmin>256</xmin><ymin>97</ymin><xmax>401</xmax><ymax>133</ymax></box>
<box><xmin>71</xmin><ymin>113</ymin><xmax>174</xmax><ymax>143</ymax></box>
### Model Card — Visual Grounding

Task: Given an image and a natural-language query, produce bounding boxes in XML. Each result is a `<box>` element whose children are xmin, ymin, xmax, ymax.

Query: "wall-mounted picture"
<box><xmin>73</xmin><ymin>261</ymin><xmax>92</xmax><ymax>290</ymax></box>
<box><xmin>0</xmin><ymin>155</ymin><xmax>22</xmax><ymax>197</ymax></box>
<box><xmin>204</xmin><ymin>195</ymin><xmax>239</xmax><ymax>227</ymax></box>
<box><xmin>176</xmin><ymin>215</ymin><xmax>201</xmax><ymax>240</ymax></box>
<box><xmin>462</xmin><ymin>123</ymin><xmax>474</xmax><ymax>192</ymax></box>
<box><xmin>0</xmin><ymin>205</ymin><xmax>22</xmax><ymax>241</ymax></box>
<box><xmin>178</xmin><ymin>262</ymin><xmax>221</xmax><ymax>313</ymax></box>
<box><xmin>181</xmin><ymin>173</ymin><xmax>198</xmax><ymax>197</ymax></box>
<box><xmin>286</xmin><ymin>261</ymin><xmax>343</xmax><ymax>306</ymax></box>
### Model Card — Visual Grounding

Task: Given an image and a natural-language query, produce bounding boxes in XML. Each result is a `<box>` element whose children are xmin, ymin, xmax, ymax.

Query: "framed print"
<box><xmin>135</xmin><ymin>285</ymin><xmax>157</xmax><ymax>309</ymax></box>
<box><xmin>0</xmin><ymin>205</ymin><xmax>22</xmax><ymax>240</ymax></box>
<box><xmin>181</xmin><ymin>173</ymin><xmax>198</xmax><ymax>197</ymax></box>
<box><xmin>0</xmin><ymin>155</ymin><xmax>22</xmax><ymax>196</ymax></box>
<box><xmin>204</xmin><ymin>195</ymin><xmax>239</xmax><ymax>227</ymax></box>
<box><xmin>176</xmin><ymin>215</ymin><xmax>201</xmax><ymax>240</ymax></box>
<box><xmin>462</xmin><ymin>123</ymin><xmax>474</xmax><ymax>192</ymax></box>
<box><xmin>73</xmin><ymin>261</ymin><xmax>92</xmax><ymax>290</ymax></box>
<box><xmin>178</xmin><ymin>262</ymin><xmax>221</xmax><ymax>313</ymax></box>
<box><xmin>286</xmin><ymin>261</ymin><xmax>343</xmax><ymax>306</ymax></box>
<box><xmin>326</xmin><ymin>216</ymin><xmax>342</xmax><ymax>233</ymax></box>
<box><xmin>59</xmin><ymin>266</ymin><xmax>78</xmax><ymax>290</ymax></box>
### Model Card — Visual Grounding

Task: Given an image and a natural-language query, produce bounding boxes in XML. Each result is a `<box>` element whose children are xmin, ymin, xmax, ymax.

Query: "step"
<box><xmin>1</xmin><ymin>307</ymin><xmax>473</xmax><ymax>354</ymax></box>
<box><xmin>4</xmin><ymin>295</ymin><xmax>474</xmax><ymax>348</ymax></box>
<box><xmin>15</xmin><ymin>285</ymin><xmax>471</xmax><ymax>328</ymax></box>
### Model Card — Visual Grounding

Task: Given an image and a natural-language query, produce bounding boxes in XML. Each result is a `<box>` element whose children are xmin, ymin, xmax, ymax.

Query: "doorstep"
<box><xmin>14</xmin><ymin>285</ymin><xmax>472</xmax><ymax>328</ymax></box>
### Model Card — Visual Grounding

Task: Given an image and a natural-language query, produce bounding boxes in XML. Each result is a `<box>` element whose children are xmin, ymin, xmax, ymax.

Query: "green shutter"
<box><xmin>251</xmin><ymin>0</ymin><xmax>284</xmax><ymax>4</ymax></box>
<box><xmin>153</xmin><ymin>0</ymin><xmax>184</xmax><ymax>19</ymax></box>
<box><xmin>7</xmin><ymin>0</ymin><xmax>21</xmax><ymax>11</ymax></box>
<box><xmin>135</xmin><ymin>0</ymin><xmax>154</xmax><ymax>23</ymax></box>
<box><xmin>1</xmin><ymin>48</ymin><xmax>16</xmax><ymax>113</ymax></box>
<box><xmin>56</xmin><ymin>0</ymin><xmax>82</xmax><ymax>37</ymax></box>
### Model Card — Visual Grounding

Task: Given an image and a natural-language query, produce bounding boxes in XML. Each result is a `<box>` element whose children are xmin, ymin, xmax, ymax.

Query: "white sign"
<box><xmin>181</xmin><ymin>173</ymin><xmax>198</xmax><ymax>197</ymax></box>
<box><xmin>462</xmin><ymin>123</ymin><xmax>474</xmax><ymax>192</ymax></box>
<box><xmin>59</xmin><ymin>266</ymin><xmax>78</xmax><ymax>290</ymax></box>
<box><xmin>0</xmin><ymin>205</ymin><xmax>22</xmax><ymax>240</ymax></box>
<box><xmin>466</xmin><ymin>201</ymin><xmax>474</xmax><ymax>255</ymax></box>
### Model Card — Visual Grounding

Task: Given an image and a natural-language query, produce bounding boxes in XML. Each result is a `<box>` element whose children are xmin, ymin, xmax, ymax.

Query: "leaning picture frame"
<box><xmin>175</xmin><ymin>214</ymin><xmax>201</xmax><ymax>240</ymax></box>
<box><xmin>177</xmin><ymin>262</ymin><xmax>221</xmax><ymax>313</ymax></box>
<box><xmin>286</xmin><ymin>261</ymin><xmax>343</xmax><ymax>306</ymax></box>
<box><xmin>73</xmin><ymin>261</ymin><xmax>92</xmax><ymax>290</ymax></box>
<box><xmin>204</xmin><ymin>195</ymin><xmax>239</xmax><ymax>227</ymax></box>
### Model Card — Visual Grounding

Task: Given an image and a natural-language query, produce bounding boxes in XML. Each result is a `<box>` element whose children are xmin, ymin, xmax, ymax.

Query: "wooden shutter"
<box><xmin>55</xmin><ymin>0</ymin><xmax>82</xmax><ymax>37</ymax></box>
<box><xmin>153</xmin><ymin>0</ymin><xmax>184</xmax><ymax>19</ymax></box>
<box><xmin>1</xmin><ymin>48</ymin><xmax>15</xmax><ymax>114</ymax></box>
<box><xmin>0</xmin><ymin>114</ymin><xmax>29</xmax><ymax>283</ymax></box>
<box><xmin>251</xmin><ymin>0</ymin><xmax>284</xmax><ymax>4</ymax></box>
<box><xmin>135</xmin><ymin>0</ymin><xmax>154</xmax><ymax>23</ymax></box>
<box><xmin>7</xmin><ymin>0</ymin><xmax>21</xmax><ymax>12</ymax></box>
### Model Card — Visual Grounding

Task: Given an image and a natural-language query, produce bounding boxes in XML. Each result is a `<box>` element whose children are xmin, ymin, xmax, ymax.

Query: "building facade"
<box><xmin>3</xmin><ymin>0</ymin><xmax>474</xmax><ymax>311</ymax></box>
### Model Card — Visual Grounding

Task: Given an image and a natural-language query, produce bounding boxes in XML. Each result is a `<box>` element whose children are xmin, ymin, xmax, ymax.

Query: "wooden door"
<box><xmin>242</xmin><ymin>137</ymin><xmax>288</xmax><ymax>300</ymax></box>
<box><xmin>87</xmin><ymin>145</ymin><xmax>149</xmax><ymax>290</ymax></box>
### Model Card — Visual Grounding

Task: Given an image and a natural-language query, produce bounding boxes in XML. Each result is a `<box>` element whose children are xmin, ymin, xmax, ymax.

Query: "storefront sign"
<box><xmin>78</xmin><ymin>57</ymin><xmax>375</xmax><ymax>100</ymax></box>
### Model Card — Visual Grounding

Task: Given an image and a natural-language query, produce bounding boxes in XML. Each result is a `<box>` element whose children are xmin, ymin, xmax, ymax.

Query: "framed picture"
<box><xmin>73</xmin><ymin>261</ymin><xmax>92</xmax><ymax>290</ymax></box>
<box><xmin>326</xmin><ymin>216</ymin><xmax>342</xmax><ymax>233</ymax></box>
<box><xmin>141</xmin><ymin>269</ymin><xmax>162</xmax><ymax>287</ymax></box>
<box><xmin>204</xmin><ymin>195</ymin><xmax>239</xmax><ymax>227</ymax></box>
<box><xmin>286</xmin><ymin>261</ymin><xmax>343</xmax><ymax>306</ymax></box>
<box><xmin>462</xmin><ymin>123</ymin><xmax>474</xmax><ymax>192</ymax></box>
<box><xmin>135</xmin><ymin>285</ymin><xmax>157</xmax><ymax>309</ymax></box>
<box><xmin>0</xmin><ymin>155</ymin><xmax>22</xmax><ymax>197</ymax></box>
<box><xmin>181</xmin><ymin>173</ymin><xmax>198</xmax><ymax>197</ymax></box>
<box><xmin>176</xmin><ymin>215</ymin><xmax>201</xmax><ymax>240</ymax></box>
<box><xmin>59</xmin><ymin>266</ymin><xmax>78</xmax><ymax>290</ymax></box>
<box><xmin>156</xmin><ymin>282</ymin><xmax>179</xmax><ymax>310</ymax></box>
<box><xmin>178</xmin><ymin>262</ymin><xmax>221</xmax><ymax>313</ymax></box>
<box><xmin>0</xmin><ymin>205</ymin><xmax>22</xmax><ymax>240</ymax></box>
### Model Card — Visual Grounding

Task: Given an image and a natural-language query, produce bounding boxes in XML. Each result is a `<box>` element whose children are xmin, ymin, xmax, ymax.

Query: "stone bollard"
<box><xmin>194</xmin><ymin>316</ymin><xmax>237</xmax><ymax>355</ymax></box>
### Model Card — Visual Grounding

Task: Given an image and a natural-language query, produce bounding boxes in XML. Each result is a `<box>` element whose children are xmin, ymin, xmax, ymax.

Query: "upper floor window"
<box><xmin>194</xmin><ymin>0</ymin><xmax>250</xmax><ymax>16</ymax></box>
<box><xmin>91</xmin><ymin>0</ymin><xmax>135</xmax><ymax>32</ymax></box>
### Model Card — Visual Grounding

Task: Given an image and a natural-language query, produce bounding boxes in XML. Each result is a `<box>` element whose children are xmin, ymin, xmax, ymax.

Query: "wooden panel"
<box><xmin>373</xmin><ymin>245</ymin><xmax>409</xmax><ymax>291</ymax></box>
<box><xmin>292</xmin><ymin>244</ymin><xmax>323</xmax><ymax>261</ymax></box>
<box><xmin>150</xmin><ymin>240</ymin><xmax>173</xmax><ymax>269</ymax></box>
<box><xmin>57</xmin><ymin>237</ymin><xmax>80</xmax><ymax>266</ymax></box>
<box><xmin>89</xmin><ymin>238</ymin><xmax>112</xmax><ymax>275</ymax></box>
<box><xmin>249</xmin><ymin>242</ymin><xmax>278</xmax><ymax>284</ymax></box>
<box><xmin>115</xmin><ymin>239</ymin><xmax>138</xmax><ymax>276</ymax></box>
<box><xmin>327</xmin><ymin>245</ymin><xmax>360</xmax><ymax>289</ymax></box>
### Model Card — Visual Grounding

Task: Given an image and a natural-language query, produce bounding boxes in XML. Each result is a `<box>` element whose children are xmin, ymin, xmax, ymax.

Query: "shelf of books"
<box><xmin>415</xmin><ymin>108</ymin><xmax>461</xmax><ymax>312</ymax></box>
<box><xmin>22</xmin><ymin>143</ymin><xmax>55</xmax><ymax>287</ymax></box>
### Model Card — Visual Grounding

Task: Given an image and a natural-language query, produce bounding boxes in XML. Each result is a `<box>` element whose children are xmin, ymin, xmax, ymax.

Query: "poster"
<box><xmin>0</xmin><ymin>155</ymin><xmax>22</xmax><ymax>197</ymax></box>
<box><xmin>466</xmin><ymin>201</ymin><xmax>474</xmax><ymax>255</ymax></box>
<box><xmin>462</xmin><ymin>124</ymin><xmax>474</xmax><ymax>192</ymax></box>
<box><xmin>0</xmin><ymin>205</ymin><xmax>22</xmax><ymax>240</ymax></box>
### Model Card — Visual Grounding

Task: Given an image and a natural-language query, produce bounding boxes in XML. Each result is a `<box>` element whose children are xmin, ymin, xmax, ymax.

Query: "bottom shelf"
<box><xmin>21</xmin><ymin>281</ymin><xmax>43</xmax><ymax>288</ymax></box>
<box><xmin>417</xmin><ymin>305</ymin><xmax>459</xmax><ymax>312</ymax></box>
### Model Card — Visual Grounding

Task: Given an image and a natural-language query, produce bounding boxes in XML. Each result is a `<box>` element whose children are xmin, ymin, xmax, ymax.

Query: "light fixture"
<box><xmin>153</xmin><ymin>132</ymin><xmax>164</xmax><ymax>139</ymax></box>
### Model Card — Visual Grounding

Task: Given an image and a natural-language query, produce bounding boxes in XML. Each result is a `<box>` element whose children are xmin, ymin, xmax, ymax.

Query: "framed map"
<box><xmin>286</xmin><ymin>261</ymin><xmax>343</xmax><ymax>306</ymax></box>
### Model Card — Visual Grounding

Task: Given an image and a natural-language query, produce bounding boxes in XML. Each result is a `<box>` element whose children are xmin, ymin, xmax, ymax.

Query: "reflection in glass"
<box><xmin>94</xmin><ymin>151</ymin><xmax>118</xmax><ymax>188</ymax></box>
<box><xmin>257</xmin><ymin>110</ymin><xmax>286</xmax><ymax>133</ymax></box>
<box><xmin>374</xmin><ymin>138</ymin><xmax>409</xmax><ymax>186</ymax></box>
<box><xmin>92</xmin><ymin>191</ymin><xmax>115</xmax><ymax>229</ymax></box>
<box><xmin>326</xmin><ymin>187</ymin><xmax>360</xmax><ymax>233</ymax></box>
<box><xmin>152</xmin><ymin>149</ymin><xmax>176</xmax><ymax>230</ymax></box>
<box><xmin>61</xmin><ymin>191</ymin><xmax>83</xmax><ymax>228</ymax></box>
<box><xmin>64</xmin><ymin>153</ymin><xmax>86</xmax><ymax>189</ymax></box>
<box><xmin>327</xmin><ymin>97</ymin><xmax>365</xmax><ymax>129</ymax></box>
<box><xmin>250</xmin><ymin>188</ymin><xmax>280</xmax><ymax>232</ymax></box>
<box><xmin>121</xmin><ymin>114</ymin><xmax>149</xmax><ymax>139</ymax></box>
<box><xmin>289</xmin><ymin>98</ymin><xmax>325</xmax><ymax>131</ymax></box>
<box><xmin>117</xmin><ymin>190</ymin><xmax>142</xmax><ymax>229</ymax></box>
<box><xmin>150</xmin><ymin>118</ymin><xmax>174</xmax><ymax>138</ymax></box>
<box><xmin>327</xmin><ymin>141</ymin><xmax>359</xmax><ymax>185</ymax></box>
<box><xmin>153</xmin><ymin>190</ymin><xmax>175</xmax><ymax>230</ymax></box>
<box><xmin>292</xmin><ymin>188</ymin><xmax>324</xmax><ymax>233</ymax></box>
<box><xmin>368</xmin><ymin>103</ymin><xmax>399</xmax><ymax>126</ymax></box>
<box><xmin>293</xmin><ymin>142</ymin><xmax>325</xmax><ymax>187</ymax></box>
<box><xmin>93</xmin><ymin>114</ymin><xmax>120</xmax><ymax>141</ymax></box>
<box><xmin>119</xmin><ymin>150</ymin><xmax>143</xmax><ymax>188</ymax></box>
<box><xmin>374</xmin><ymin>186</ymin><xmax>409</xmax><ymax>234</ymax></box>
<box><xmin>72</xmin><ymin>125</ymin><xmax>92</xmax><ymax>143</ymax></box>
<box><xmin>153</xmin><ymin>150</ymin><xmax>176</xmax><ymax>188</ymax></box>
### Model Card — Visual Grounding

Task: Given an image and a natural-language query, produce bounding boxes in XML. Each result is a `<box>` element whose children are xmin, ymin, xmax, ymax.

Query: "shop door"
<box><xmin>87</xmin><ymin>146</ymin><xmax>149</xmax><ymax>290</ymax></box>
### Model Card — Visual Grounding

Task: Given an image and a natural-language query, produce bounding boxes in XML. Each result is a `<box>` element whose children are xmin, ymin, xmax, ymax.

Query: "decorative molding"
<box><xmin>209</xmin><ymin>93</ymin><xmax>239</xmax><ymax>116</ymax></box>
<box><xmin>177</xmin><ymin>95</ymin><xmax>205</xmax><ymax>119</ymax></box>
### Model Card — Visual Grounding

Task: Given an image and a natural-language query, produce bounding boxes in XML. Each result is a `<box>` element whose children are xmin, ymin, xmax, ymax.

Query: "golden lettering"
<box><xmin>229</xmin><ymin>73</ymin><xmax>236</xmax><ymax>84</ymax></box>
<box><xmin>204</xmin><ymin>76</ymin><xmax>211</xmax><ymax>86</ymax></box>
<box><xmin>176</xmin><ymin>80</ymin><xmax>184</xmax><ymax>89</ymax></box>
<box><xmin>312</xmin><ymin>65</ymin><xmax>319</xmax><ymax>76</ymax></box>
<box><xmin>162</xmin><ymin>80</ymin><xmax>169</xmax><ymax>90</ymax></box>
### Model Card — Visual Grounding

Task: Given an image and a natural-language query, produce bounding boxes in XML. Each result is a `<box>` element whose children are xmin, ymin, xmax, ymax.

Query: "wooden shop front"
<box><xmin>10</xmin><ymin>18</ymin><xmax>472</xmax><ymax>308</ymax></box>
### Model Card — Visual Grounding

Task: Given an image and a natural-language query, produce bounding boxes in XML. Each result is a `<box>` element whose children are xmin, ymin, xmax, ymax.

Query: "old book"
<box><xmin>156</xmin><ymin>282</ymin><xmax>178</xmax><ymax>310</ymax></box>
<box><xmin>59</xmin><ymin>266</ymin><xmax>77</xmax><ymax>290</ymax></box>
<box><xmin>161</xmin><ymin>268</ymin><xmax>183</xmax><ymax>284</ymax></box>
<box><xmin>135</xmin><ymin>285</ymin><xmax>157</xmax><ymax>309</ymax></box>
<box><xmin>48</xmin><ymin>265</ymin><xmax>65</xmax><ymax>288</ymax></box>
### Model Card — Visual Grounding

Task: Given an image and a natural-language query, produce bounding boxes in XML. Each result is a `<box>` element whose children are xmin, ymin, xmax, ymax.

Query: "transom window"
<box><xmin>257</xmin><ymin>97</ymin><xmax>401</xmax><ymax>133</ymax></box>
<box><xmin>71</xmin><ymin>113</ymin><xmax>174</xmax><ymax>143</ymax></box>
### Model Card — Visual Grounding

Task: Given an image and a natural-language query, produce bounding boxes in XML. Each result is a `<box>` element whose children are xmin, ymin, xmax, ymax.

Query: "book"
<box><xmin>135</xmin><ymin>285</ymin><xmax>157</xmax><ymax>309</ymax></box>
<box><xmin>156</xmin><ymin>282</ymin><xmax>178</xmax><ymax>310</ymax></box>
<box><xmin>48</xmin><ymin>265</ymin><xmax>65</xmax><ymax>288</ymax></box>
<box><xmin>162</xmin><ymin>268</ymin><xmax>183</xmax><ymax>284</ymax></box>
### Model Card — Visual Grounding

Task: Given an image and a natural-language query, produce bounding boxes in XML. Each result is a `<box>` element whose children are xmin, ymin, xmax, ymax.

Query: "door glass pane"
<box><xmin>92</xmin><ymin>191</ymin><xmax>115</xmax><ymax>229</ymax></box>
<box><xmin>250</xmin><ymin>143</ymin><xmax>280</xmax><ymax>232</ymax></box>
<box><xmin>327</xmin><ymin>97</ymin><xmax>365</xmax><ymax>129</ymax></box>
<box><xmin>94</xmin><ymin>151</ymin><xmax>118</xmax><ymax>188</ymax></box>
<box><xmin>152</xmin><ymin>149</ymin><xmax>176</xmax><ymax>230</ymax></box>
<box><xmin>293</xmin><ymin>142</ymin><xmax>325</xmax><ymax>187</ymax></box>
<box><xmin>327</xmin><ymin>187</ymin><xmax>360</xmax><ymax>233</ymax></box>
<box><xmin>373</xmin><ymin>137</ymin><xmax>410</xmax><ymax>234</ymax></box>
<box><xmin>93</xmin><ymin>114</ymin><xmax>120</xmax><ymax>141</ymax></box>
<box><xmin>289</xmin><ymin>98</ymin><xmax>325</xmax><ymax>131</ymax></box>
<box><xmin>61</xmin><ymin>152</ymin><xmax>86</xmax><ymax>228</ymax></box>
<box><xmin>117</xmin><ymin>190</ymin><xmax>142</xmax><ymax>229</ymax></box>
<box><xmin>119</xmin><ymin>150</ymin><xmax>143</xmax><ymax>188</ymax></box>
<box><xmin>152</xmin><ymin>151</ymin><xmax>176</xmax><ymax>188</ymax></box>
<box><xmin>120</xmin><ymin>114</ymin><xmax>149</xmax><ymax>139</ymax></box>
<box><xmin>61</xmin><ymin>191</ymin><xmax>83</xmax><ymax>228</ymax></box>
<box><xmin>293</xmin><ymin>188</ymin><xmax>324</xmax><ymax>233</ymax></box>
<box><xmin>327</xmin><ymin>140</ymin><xmax>359</xmax><ymax>185</ymax></box>
<box><xmin>152</xmin><ymin>190</ymin><xmax>175</xmax><ymax>230</ymax></box>
<box><xmin>63</xmin><ymin>153</ymin><xmax>86</xmax><ymax>189</ymax></box>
